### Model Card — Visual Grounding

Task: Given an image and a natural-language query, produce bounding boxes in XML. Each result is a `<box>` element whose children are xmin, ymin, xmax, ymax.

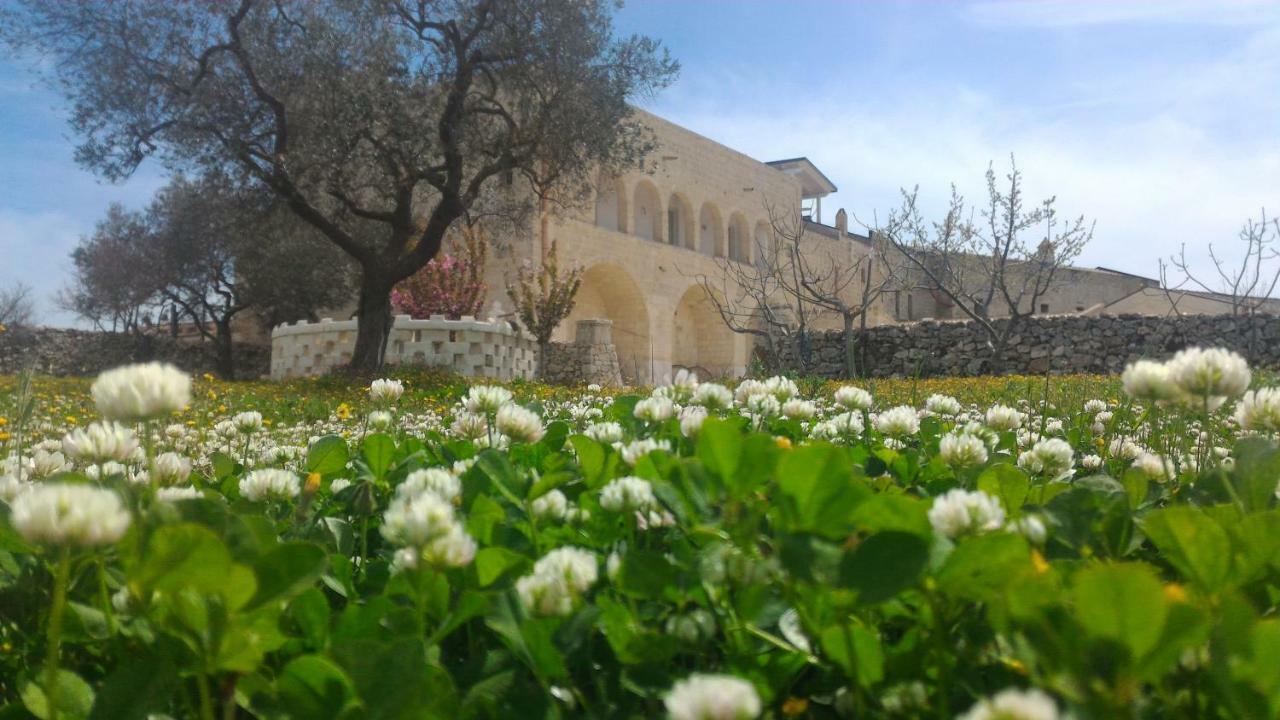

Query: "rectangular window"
<box><xmin>668</xmin><ymin>209</ymin><xmax>679</xmax><ymax>245</ymax></box>
<box><xmin>1040</xmin><ymin>303</ymin><xmax>1049</xmax><ymax>314</ymax></box>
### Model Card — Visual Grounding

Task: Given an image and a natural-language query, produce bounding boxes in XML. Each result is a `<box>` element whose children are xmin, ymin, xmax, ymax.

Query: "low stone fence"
<box><xmin>773</xmin><ymin>313</ymin><xmax>1280</xmax><ymax>378</ymax></box>
<box><xmin>0</xmin><ymin>326</ymin><xmax>269</xmax><ymax>378</ymax></box>
<box><xmin>270</xmin><ymin>315</ymin><xmax>538</xmax><ymax>380</ymax></box>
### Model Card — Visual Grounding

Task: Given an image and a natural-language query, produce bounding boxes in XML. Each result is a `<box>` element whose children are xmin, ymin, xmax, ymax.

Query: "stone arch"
<box><xmin>594</xmin><ymin>176</ymin><xmax>627</xmax><ymax>232</ymax></box>
<box><xmin>667</xmin><ymin>193</ymin><xmax>695</xmax><ymax>249</ymax></box>
<box><xmin>562</xmin><ymin>264</ymin><xmax>651</xmax><ymax>384</ymax></box>
<box><xmin>698</xmin><ymin>202</ymin><xmax>724</xmax><ymax>256</ymax></box>
<box><xmin>632</xmin><ymin>180</ymin><xmax>663</xmax><ymax>242</ymax></box>
<box><xmin>753</xmin><ymin>221</ymin><xmax>772</xmax><ymax>269</ymax></box>
<box><xmin>671</xmin><ymin>284</ymin><xmax>737</xmax><ymax>378</ymax></box>
<box><xmin>727</xmin><ymin>212</ymin><xmax>750</xmax><ymax>262</ymax></box>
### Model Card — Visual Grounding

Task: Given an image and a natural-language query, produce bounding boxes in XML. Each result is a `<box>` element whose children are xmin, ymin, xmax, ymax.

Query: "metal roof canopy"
<box><xmin>765</xmin><ymin>157</ymin><xmax>837</xmax><ymax>199</ymax></box>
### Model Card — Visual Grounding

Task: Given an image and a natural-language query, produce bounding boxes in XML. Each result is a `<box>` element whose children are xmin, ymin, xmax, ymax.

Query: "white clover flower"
<box><xmin>0</xmin><ymin>475</ymin><xmax>30</xmax><ymax>503</ymax></box>
<box><xmin>691</xmin><ymin>383</ymin><xmax>733</xmax><ymax>410</ymax></box>
<box><xmin>634</xmin><ymin>396</ymin><xmax>676</xmax><ymax>423</ymax></box>
<box><xmin>1120</xmin><ymin>359</ymin><xmax>1178</xmax><ymax>402</ymax></box>
<box><xmin>584</xmin><ymin>421</ymin><xmax>625</xmax><ymax>444</ymax></box>
<box><xmin>663</xmin><ymin>674</ymin><xmax>762</xmax><ymax>720</ymax></box>
<box><xmin>958</xmin><ymin>687</ymin><xmax>1060</xmax><ymax>720</ymax></box>
<box><xmin>1167</xmin><ymin>347</ymin><xmax>1251</xmax><ymax>402</ymax></box>
<box><xmin>1081</xmin><ymin>454</ymin><xmax>1104</xmax><ymax>471</ymax></box>
<box><xmin>781</xmin><ymin>399</ymin><xmax>817</xmax><ymax>420</ymax></box>
<box><xmin>928</xmin><ymin>489</ymin><xmax>1005</xmax><ymax>539</ymax></box>
<box><xmin>151</xmin><ymin>452</ymin><xmax>192</xmax><ymax>486</ymax></box>
<box><xmin>30</xmin><ymin>449</ymin><xmax>70</xmax><ymax>479</ymax></box>
<box><xmin>1134</xmin><ymin>452</ymin><xmax>1176</xmax><ymax>482</ymax></box>
<box><xmin>745</xmin><ymin>394</ymin><xmax>781</xmax><ymax>419</ymax></box>
<box><xmin>1043</xmin><ymin>419</ymin><xmax>1063</xmax><ymax>434</ymax></box>
<box><xmin>495</xmin><ymin>404</ymin><xmax>544</xmax><ymax>443</ymax></box>
<box><xmin>239</xmin><ymin>469</ymin><xmax>301</xmax><ymax>502</ymax></box>
<box><xmin>615</xmin><ymin>438</ymin><xmax>672</xmax><ymax>466</ymax></box>
<box><xmin>763</xmin><ymin>376</ymin><xmax>799</xmax><ymax>401</ymax></box>
<box><xmin>531</xmin><ymin>489</ymin><xmax>569</xmax><ymax>520</ymax></box>
<box><xmin>833</xmin><ymin>385</ymin><xmax>874</xmax><ymax>411</ymax></box>
<box><xmin>381</xmin><ymin>491</ymin><xmax>456</xmax><ymax>546</ymax></box>
<box><xmin>420</xmin><ymin>524</ymin><xmax>477</xmax><ymax>568</ymax></box>
<box><xmin>399</xmin><ymin>468</ymin><xmax>461</xmax><ymax>503</ymax></box>
<box><xmin>925</xmin><ymin>394</ymin><xmax>963</xmax><ymax>417</ymax></box>
<box><xmin>958</xmin><ymin>421</ymin><xmax>1000</xmax><ymax>449</ymax></box>
<box><xmin>232</xmin><ymin>411</ymin><xmax>263</xmax><ymax>435</ymax></box>
<box><xmin>450</xmin><ymin>411</ymin><xmax>488</xmax><ymax>440</ymax></box>
<box><xmin>517</xmin><ymin>547</ymin><xmax>598</xmax><ymax>616</ymax></box>
<box><xmin>606</xmin><ymin>551</ymin><xmax>622</xmax><ymax>582</ymax></box>
<box><xmin>91</xmin><ymin>362</ymin><xmax>192</xmax><ymax>422</ymax></box>
<box><xmin>85</xmin><ymin>461</ymin><xmax>128</xmax><ymax>482</ymax></box>
<box><xmin>874</xmin><ymin>405</ymin><xmax>920</xmax><ymax>437</ymax></box>
<box><xmin>662</xmin><ymin>369</ymin><xmax>700</xmax><ymax>402</ymax></box>
<box><xmin>156</xmin><ymin>485</ymin><xmax>203</xmax><ymax>502</ymax></box>
<box><xmin>1083</xmin><ymin>399</ymin><xmax>1108</xmax><ymax>413</ymax></box>
<box><xmin>733</xmin><ymin>379</ymin><xmax>768</xmax><ymax>405</ymax></box>
<box><xmin>62</xmin><ymin>422</ymin><xmax>139</xmax><ymax>463</ymax></box>
<box><xmin>1108</xmin><ymin>438</ymin><xmax>1145</xmax><ymax>461</ymax></box>
<box><xmin>1009</xmin><ymin>515</ymin><xmax>1048</xmax><ymax>545</ymax></box>
<box><xmin>10</xmin><ymin>483</ymin><xmax>131</xmax><ymax>548</ymax></box>
<box><xmin>369</xmin><ymin>378</ymin><xmax>405</xmax><ymax>405</ymax></box>
<box><xmin>984</xmin><ymin>404</ymin><xmax>1026</xmax><ymax>432</ymax></box>
<box><xmin>464</xmin><ymin>385</ymin><xmax>513</xmax><ymax>415</ymax></box>
<box><xmin>329</xmin><ymin>478</ymin><xmax>352</xmax><ymax>494</ymax></box>
<box><xmin>367</xmin><ymin>410</ymin><xmax>394</xmax><ymax>432</ymax></box>
<box><xmin>1234</xmin><ymin>387</ymin><xmax>1280</xmax><ymax>433</ymax></box>
<box><xmin>1017</xmin><ymin>438</ymin><xmax>1075</xmax><ymax>481</ymax></box>
<box><xmin>665</xmin><ymin>609</ymin><xmax>716</xmax><ymax>644</ymax></box>
<box><xmin>680</xmin><ymin>406</ymin><xmax>709</xmax><ymax>437</ymax></box>
<box><xmin>600</xmin><ymin>476</ymin><xmax>658</xmax><ymax>513</ymax></box>
<box><xmin>939</xmin><ymin>432</ymin><xmax>989</xmax><ymax>469</ymax></box>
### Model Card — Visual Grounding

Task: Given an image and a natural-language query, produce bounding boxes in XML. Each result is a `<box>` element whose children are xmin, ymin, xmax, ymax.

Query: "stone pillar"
<box><xmin>573</xmin><ymin>319</ymin><xmax>623</xmax><ymax>386</ymax></box>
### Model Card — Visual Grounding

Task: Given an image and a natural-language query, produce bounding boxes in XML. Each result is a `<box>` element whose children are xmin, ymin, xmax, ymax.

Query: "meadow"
<box><xmin>1</xmin><ymin>354</ymin><xmax>1278</xmax><ymax>719</ymax></box>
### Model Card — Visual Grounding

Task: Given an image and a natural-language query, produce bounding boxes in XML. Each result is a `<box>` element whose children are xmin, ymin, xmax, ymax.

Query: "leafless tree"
<box><xmin>764</xmin><ymin>204</ymin><xmax>902</xmax><ymax>377</ymax></box>
<box><xmin>876</xmin><ymin>158</ymin><xmax>1093</xmax><ymax>372</ymax></box>
<box><xmin>1165</xmin><ymin>209</ymin><xmax>1280</xmax><ymax>316</ymax></box>
<box><xmin>0</xmin><ymin>282</ymin><xmax>36</xmax><ymax>328</ymax></box>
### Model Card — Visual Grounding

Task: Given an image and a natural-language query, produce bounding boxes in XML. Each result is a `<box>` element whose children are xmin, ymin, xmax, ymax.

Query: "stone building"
<box><xmin>272</xmin><ymin>107</ymin><xmax>1279</xmax><ymax>382</ymax></box>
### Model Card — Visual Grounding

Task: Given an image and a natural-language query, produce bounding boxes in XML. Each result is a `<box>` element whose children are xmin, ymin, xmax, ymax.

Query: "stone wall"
<box><xmin>773</xmin><ymin>313</ymin><xmax>1280</xmax><ymax>378</ymax></box>
<box><xmin>0</xmin><ymin>326</ymin><xmax>269</xmax><ymax>378</ymax></box>
<box><xmin>271</xmin><ymin>315</ymin><xmax>538</xmax><ymax>380</ymax></box>
<box><xmin>541</xmin><ymin>319</ymin><xmax>624</xmax><ymax>386</ymax></box>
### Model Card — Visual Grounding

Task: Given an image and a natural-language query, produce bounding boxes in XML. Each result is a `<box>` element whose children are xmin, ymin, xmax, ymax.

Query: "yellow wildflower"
<box><xmin>1031</xmin><ymin>550</ymin><xmax>1050</xmax><ymax>575</ymax></box>
<box><xmin>781</xmin><ymin>697</ymin><xmax>809</xmax><ymax>717</ymax></box>
<box><xmin>775</xmin><ymin>436</ymin><xmax>792</xmax><ymax>450</ymax></box>
<box><xmin>1164</xmin><ymin>583</ymin><xmax>1188</xmax><ymax>604</ymax></box>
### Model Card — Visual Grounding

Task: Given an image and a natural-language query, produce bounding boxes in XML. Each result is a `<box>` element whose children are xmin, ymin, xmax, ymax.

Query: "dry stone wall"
<box><xmin>775</xmin><ymin>314</ymin><xmax>1280</xmax><ymax>378</ymax></box>
<box><xmin>541</xmin><ymin>320</ymin><xmax>624</xmax><ymax>386</ymax></box>
<box><xmin>271</xmin><ymin>315</ymin><xmax>538</xmax><ymax>380</ymax></box>
<box><xmin>0</xmin><ymin>326</ymin><xmax>269</xmax><ymax>378</ymax></box>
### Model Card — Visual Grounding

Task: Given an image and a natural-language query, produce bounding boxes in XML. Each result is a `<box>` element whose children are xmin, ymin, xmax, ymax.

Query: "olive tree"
<box><xmin>6</xmin><ymin>0</ymin><xmax>676</xmax><ymax>370</ymax></box>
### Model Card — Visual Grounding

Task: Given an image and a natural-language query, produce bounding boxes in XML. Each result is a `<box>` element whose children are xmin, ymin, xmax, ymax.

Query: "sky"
<box><xmin>2</xmin><ymin>0</ymin><xmax>1278</xmax><ymax>327</ymax></box>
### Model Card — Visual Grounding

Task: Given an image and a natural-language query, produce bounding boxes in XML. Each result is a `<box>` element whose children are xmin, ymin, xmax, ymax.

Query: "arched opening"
<box><xmin>632</xmin><ymin>180</ymin><xmax>662</xmax><ymax>242</ymax></box>
<box><xmin>672</xmin><ymin>285</ymin><xmax>737</xmax><ymax>379</ymax></box>
<box><xmin>753</xmin><ymin>221</ymin><xmax>772</xmax><ymax>269</ymax></box>
<box><xmin>698</xmin><ymin>202</ymin><xmax>723</xmax><ymax>256</ymax></box>
<box><xmin>594</xmin><ymin>177</ymin><xmax>627</xmax><ymax>232</ymax></box>
<box><xmin>561</xmin><ymin>264</ymin><xmax>652</xmax><ymax>384</ymax></box>
<box><xmin>667</xmin><ymin>193</ymin><xmax>694</xmax><ymax>249</ymax></box>
<box><xmin>727</xmin><ymin>213</ymin><xmax>749</xmax><ymax>262</ymax></box>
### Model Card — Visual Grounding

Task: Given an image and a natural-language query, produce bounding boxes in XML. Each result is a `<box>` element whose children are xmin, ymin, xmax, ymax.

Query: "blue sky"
<box><xmin>3</xmin><ymin>0</ymin><xmax>1278</xmax><ymax>326</ymax></box>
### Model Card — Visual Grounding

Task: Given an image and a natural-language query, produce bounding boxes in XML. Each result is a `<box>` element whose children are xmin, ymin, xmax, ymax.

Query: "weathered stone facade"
<box><xmin>774</xmin><ymin>313</ymin><xmax>1280</xmax><ymax>378</ymax></box>
<box><xmin>540</xmin><ymin>320</ymin><xmax>625</xmax><ymax>386</ymax></box>
<box><xmin>0</xmin><ymin>326</ymin><xmax>269</xmax><ymax>378</ymax></box>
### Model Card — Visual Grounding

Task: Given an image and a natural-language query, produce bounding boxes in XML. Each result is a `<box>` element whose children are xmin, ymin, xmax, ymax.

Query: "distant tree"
<box><xmin>392</xmin><ymin>224</ymin><xmax>488</xmax><ymax>320</ymax></box>
<box><xmin>147</xmin><ymin>173</ymin><xmax>353</xmax><ymax>377</ymax></box>
<box><xmin>0</xmin><ymin>281</ymin><xmax>36</xmax><ymax>328</ymax></box>
<box><xmin>876</xmin><ymin>158</ymin><xmax>1093</xmax><ymax>372</ymax></box>
<box><xmin>507</xmin><ymin>240</ymin><xmax>582</xmax><ymax>376</ymax></box>
<box><xmin>58</xmin><ymin>205</ymin><xmax>156</xmax><ymax>333</ymax></box>
<box><xmin>6</xmin><ymin>0</ymin><xmax>677</xmax><ymax>371</ymax></box>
